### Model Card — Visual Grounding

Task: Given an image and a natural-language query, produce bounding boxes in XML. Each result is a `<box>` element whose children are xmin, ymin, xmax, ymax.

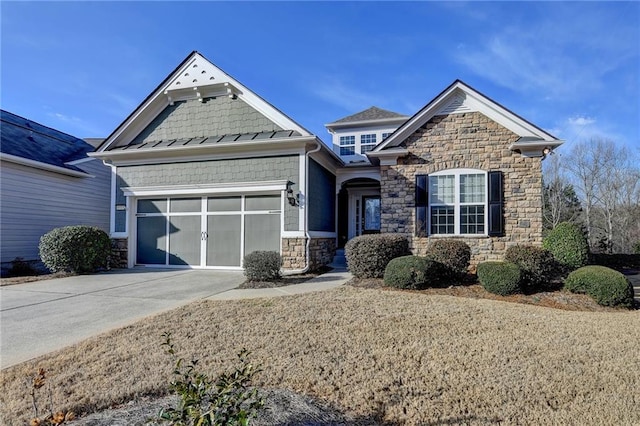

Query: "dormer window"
<box><xmin>360</xmin><ymin>134</ymin><xmax>377</xmax><ymax>154</ymax></box>
<box><xmin>339</xmin><ymin>135</ymin><xmax>355</xmax><ymax>155</ymax></box>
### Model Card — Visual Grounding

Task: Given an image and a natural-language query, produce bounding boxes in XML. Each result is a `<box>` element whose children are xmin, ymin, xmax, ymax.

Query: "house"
<box><xmin>91</xmin><ymin>51</ymin><xmax>562</xmax><ymax>272</ymax></box>
<box><xmin>0</xmin><ymin>110</ymin><xmax>111</xmax><ymax>273</ymax></box>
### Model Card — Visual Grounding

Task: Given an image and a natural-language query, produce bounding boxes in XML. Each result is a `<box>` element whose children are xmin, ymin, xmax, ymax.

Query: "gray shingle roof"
<box><xmin>331</xmin><ymin>106</ymin><xmax>408</xmax><ymax>124</ymax></box>
<box><xmin>0</xmin><ymin>110</ymin><xmax>94</xmax><ymax>172</ymax></box>
<box><xmin>108</xmin><ymin>130</ymin><xmax>302</xmax><ymax>152</ymax></box>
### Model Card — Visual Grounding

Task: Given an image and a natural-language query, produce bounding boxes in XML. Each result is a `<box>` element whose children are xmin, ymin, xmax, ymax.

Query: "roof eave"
<box><xmin>0</xmin><ymin>153</ymin><xmax>93</xmax><ymax>177</ymax></box>
<box><xmin>89</xmin><ymin>136</ymin><xmax>318</xmax><ymax>164</ymax></box>
<box><xmin>325</xmin><ymin>116</ymin><xmax>409</xmax><ymax>130</ymax></box>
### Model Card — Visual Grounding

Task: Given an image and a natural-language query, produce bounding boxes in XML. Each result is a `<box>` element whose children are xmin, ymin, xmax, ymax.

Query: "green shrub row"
<box><xmin>590</xmin><ymin>253</ymin><xmax>640</xmax><ymax>270</ymax></box>
<box><xmin>345</xmin><ymin>234</ymin><xmax>409</xmax><ymax>278</ymax></box>
<box><xmin>505</xmin><ymin>245</ymin><xmax>556</xmax><ymax>291</ymax></box>
<box><xmin>477</xmin><ymin>262</ymin><xmax>522</xmax><ymax>296</ymax></box>
<box><xmin>383</xmin><ymin>255</ymin><xmax>447</xmax><ymax>289</ymax></box>
<box><xmin>564</xmin><ymin>265</ymin><xmax>634</xmax><ymax>307</ymax></box>
<box><xmin>425</xmin><ymin>239</ymin><xmax>471</xmax><ymax>279</ymax></box>
<box><xmin>243</xmin><ymin>251</ymin><xmax>281</xmax><ymax>281</ymax></box>
<box><xmin>543</xmin><ymin>222</ymin><xmax>589</xmax><ymax>270</ymax></box>
<box><xmin>39</xmin><ymin>225</ymin><xmax>111</xmax><ymax>273</ymax></box>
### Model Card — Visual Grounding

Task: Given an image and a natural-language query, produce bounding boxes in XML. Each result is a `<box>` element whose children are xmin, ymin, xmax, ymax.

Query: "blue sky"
<box><xmin>2</xmin><ymin>1</ymin><xmax>638</xmax><ymax>152</ymax></box>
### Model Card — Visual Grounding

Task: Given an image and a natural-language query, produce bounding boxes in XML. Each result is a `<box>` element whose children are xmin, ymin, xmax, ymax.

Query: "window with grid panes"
<box><xmin>360</xmin><ymin>134</ymin><xmax>377</xmax><ymax>154</ymax></box>
<box><xmin>339</xmin><ymin>135</ymin><xmax>355</xmax><ymax>156</ymax></box>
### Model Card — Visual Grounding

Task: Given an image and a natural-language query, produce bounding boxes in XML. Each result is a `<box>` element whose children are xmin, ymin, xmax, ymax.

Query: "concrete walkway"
<box><xmin>209</xmin><ymin>267</ymin><xmax>351</xmax><ymax>300</ymax></box>
<box><xmin>1</xmin><ymin>267</ymin><xmax>350</xmax><ymax>369</ymax></box>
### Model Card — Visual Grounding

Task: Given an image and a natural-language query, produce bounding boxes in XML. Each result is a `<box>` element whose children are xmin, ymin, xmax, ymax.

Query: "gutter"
<box><xmin>286</xmin><ymin>140</ymin><xmax>322</xmax><ymax>275</ymax></box>
<box><xmin>0</xmin><ymin>153</ymin><xmax>93</xmax><ymax>178</ymax></box>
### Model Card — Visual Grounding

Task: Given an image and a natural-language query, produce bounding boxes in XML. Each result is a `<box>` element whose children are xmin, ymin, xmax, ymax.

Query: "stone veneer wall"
<box><xmin>282</xmin><ymin>237</ymin><xmax>336</xmax><ymax>271</ymax></box>
<box><xmin>281</xmin><ymin>238</ymin><xmax>307</xmax><ymax>270</ymax></box>
<box><xmin>110</xmin><ymin>238</ymin><xmax>128</xmax><ymax>269</ymax></box>
<box><xmin>381</xmin><ymin>111</ymin><xmax>543</xmax><ymax>266</ymax></box>
<box><xmin>309</xmin><ymin>238</ymin><xmax>336</xmax><ymax>270</ymax></box>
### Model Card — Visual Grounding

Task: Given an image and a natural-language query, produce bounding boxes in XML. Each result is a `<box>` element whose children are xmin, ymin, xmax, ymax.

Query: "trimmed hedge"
<box><xmin>39</xmin><ymin>226</ymin><xmax>111</xmax><ymax>273</ymax></box>
<box><xmin>383</xmin><ymin>256</ymin><xmax>446</xmax><ymax>290</ymax></box>
<box><xmin>543</xmin><ymin>222</ymin><xmax>589</xmax><ymax>270</ymax></box>
<box><xmin>425</xmin><ymin>239</ymin><xmax>471</xmax><ymax>279</ymax></box>
<box><xmin>505</xmin><ymin>245</ymin><xmax>556</xmax><ymax>290</ymax></box>
<box><xmin>477</xmin><ymin>262</ymin><xmax>522</xmax><ymax>296</ymax></box>
<box><xmin>243</xmin><ymin>251</ymin><xmax>281</xmax><ymax>281</ymax></box>
<box><xmin>564</xmin><ymin>265</ymin><xmax>634</xmax><ymax>307</ymax></box>
<box><xmin>590</xmin><ymin>253</ymin><xmax>640</xmax><ymax>270</ymax></box>
<box><xmin>345</xmin><ymin>234</ymin><xmax>409</xmax><ymax>279</ymax></box>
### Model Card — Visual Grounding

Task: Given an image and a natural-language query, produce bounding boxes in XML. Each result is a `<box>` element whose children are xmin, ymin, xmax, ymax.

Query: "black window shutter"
<box><xmin>488</xmin><ymin>171</ymin><xmax>504</xmax><ymax>236</ymax></box>
<box><xmin>415</xmin><ymin>175</ymin><xmax>428</xmax><ymax>236</ymax></box>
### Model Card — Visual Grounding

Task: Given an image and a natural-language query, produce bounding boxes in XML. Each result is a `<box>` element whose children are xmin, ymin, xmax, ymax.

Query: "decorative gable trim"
<box><xmin>434</xmin><ymin>92</ymin><xmax>472</xmax><ymax>116</ymax></box>
<box><xmin>373</xmin><ymin>80</ymin><xmax>562</xmax><ymax>155</ymax></box>
<box><xmin>97</xmin><ymin>51</ymin><xmax>311</xmax><ymax>153</ymax></box>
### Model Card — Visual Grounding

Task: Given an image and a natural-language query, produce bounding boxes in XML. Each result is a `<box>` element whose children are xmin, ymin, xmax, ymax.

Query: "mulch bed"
<box><xmin>348</xmin><ymin>276</ymin><xmax>627</xmax><ymax>312</ymax></box>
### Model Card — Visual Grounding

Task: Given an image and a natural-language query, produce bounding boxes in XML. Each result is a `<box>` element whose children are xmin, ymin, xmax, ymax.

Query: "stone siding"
<box><xmin>381</xmin><ymin>111</ymin><xmax>543</xmax><ymax>266</ymax></box>
<box><xmin>110</xmin><ymin>238</ymin><xmax>128</xmax><ymax>269</ymax></box>
<box><xmin>281</xmin><ymin>238</ymin><xmax>306</xmax><ymax>270</ymax></box>
<box><xmin>310</xmin><ymin>238</ymin><xmax>336</xmax><ymax>270</ymax></box>
<box><xmin>281</xmin><ymin>237</ymin><xmax>336</xmax><ymax>271</ymax></box>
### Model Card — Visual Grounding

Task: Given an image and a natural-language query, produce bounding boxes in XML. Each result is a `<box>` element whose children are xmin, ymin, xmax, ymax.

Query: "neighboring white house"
<box><xmin>0</xmin><ymin>110</ymin><xmax>111</xmax><ymax>273</ymax></box>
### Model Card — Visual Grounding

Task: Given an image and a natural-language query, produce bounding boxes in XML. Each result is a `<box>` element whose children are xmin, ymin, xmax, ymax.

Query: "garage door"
<box><xmin>136</xmin><ymin>195</ymin><xmax>281</xmax><ymax>268</ymax></box>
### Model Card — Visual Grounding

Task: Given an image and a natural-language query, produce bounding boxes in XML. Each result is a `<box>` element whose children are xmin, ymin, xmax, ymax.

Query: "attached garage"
<box><xmin>134</xmin><ymin>194</ymin><xmax>282</xmax><ymax>269</ymax></box>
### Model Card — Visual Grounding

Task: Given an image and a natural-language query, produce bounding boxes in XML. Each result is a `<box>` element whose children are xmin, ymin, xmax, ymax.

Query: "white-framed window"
<box><xmin>360</xmin><ymin>134</ymin><xmax>377</xmax><ymax>154</ymax></box>
<box><xmin>339</xmin><ymin>135</ymin><xmax>355</xmax><ymax>156</ymax></box>
<box><xmin>428</xmin><ymin>169</ymin><xmax>487</xmax><ymax>235</ymax></box>
<box><xmin>382</xmin><ymin>132</ymin><xmax>392</xmax><ymax>140</ymax></box>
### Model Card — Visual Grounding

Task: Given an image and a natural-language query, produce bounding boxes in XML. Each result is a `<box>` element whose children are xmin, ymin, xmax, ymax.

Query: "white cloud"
<box><xmin>567</xmin><ymin>116</ymin><xmax>596</xmax><ymax>127</ymax></box>
<box><xmin>452</xmin><ymin>4</ymin><xmax>638</xmax><ymax>100</ymax></box>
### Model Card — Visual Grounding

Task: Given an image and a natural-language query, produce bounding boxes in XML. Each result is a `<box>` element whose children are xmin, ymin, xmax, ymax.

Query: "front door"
<box><xmin>361</xmin><ymin>196</ymin><xmax>381</xmax><ymax>234</ymax></box>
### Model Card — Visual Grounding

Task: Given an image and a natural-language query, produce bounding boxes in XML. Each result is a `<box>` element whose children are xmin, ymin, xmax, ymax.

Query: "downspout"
<box><xmin>286</xmin><ymin>140</ymin><xmax>322</xmax><ymax>274</ymax></box>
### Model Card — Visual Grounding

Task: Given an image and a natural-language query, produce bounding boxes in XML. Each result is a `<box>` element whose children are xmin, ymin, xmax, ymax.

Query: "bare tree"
<box><xmin>542</xmin><ymin>153</ymin><xmax>581</xmax><ymax>231</ymax></box>
<box><xmin>566</xmin><ymin>138</ymin><xmax>640</xmax><ymax>253</ymax></box>
<box><xmin>566</xmin><ymin>139</ymin><xmax>609</xmax><ymax>248</ymax></box>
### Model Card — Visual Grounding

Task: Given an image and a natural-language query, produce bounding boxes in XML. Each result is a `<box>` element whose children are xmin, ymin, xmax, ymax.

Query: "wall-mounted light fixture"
<box><xmin>286</xmin><ymin>181</ymin><xmax>299</xmax><ymax>206</ymax></box>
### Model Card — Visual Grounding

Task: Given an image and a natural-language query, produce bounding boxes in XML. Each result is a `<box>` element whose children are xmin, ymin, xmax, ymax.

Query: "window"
<box><xmin>360</xmin><ymin>134</ymin><xmax>377</xmax><ymax>154</ymax></box>
<box><xmin>382</xmin><ymin>132</ymin><xmax>392</xmax><ymax>140</ymax></box>
<box><xmin>339</xmin><ymin>135</ymin><xmax>355</xmax><ymax>156</ymax></box>
<box><xmin>415</xmin><ymin>169</ymin><xmax>502</xmax><ymax>236</ymax></box>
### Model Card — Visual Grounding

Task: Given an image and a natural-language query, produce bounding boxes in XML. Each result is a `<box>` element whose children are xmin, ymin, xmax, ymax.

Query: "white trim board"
<box><xmin>121</xmin><ymin>180</ymin><xmax>290</xmax><ymax>197</ymax></box>
<box><xmin>374</xmin><ymin>80</ymin><xmax>561</xmax><ymax>153</ymax></box>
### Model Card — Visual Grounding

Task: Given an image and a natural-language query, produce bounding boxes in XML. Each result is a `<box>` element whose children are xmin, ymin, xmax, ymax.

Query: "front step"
<box><xmin>329</xmin><ymin>248</ymin><xmax>347</xmax><ymax>268</ymax></box>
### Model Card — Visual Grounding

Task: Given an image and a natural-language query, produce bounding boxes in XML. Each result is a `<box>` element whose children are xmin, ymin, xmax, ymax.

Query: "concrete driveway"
<box><xmin>0</xmin><ymin>268</ymin><xmax>244</xmax><ymax>368</ymax></box>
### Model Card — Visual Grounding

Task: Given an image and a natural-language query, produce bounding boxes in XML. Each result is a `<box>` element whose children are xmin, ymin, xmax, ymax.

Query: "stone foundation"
<box><xmin>110</xmin><ymin>238</ymin><xmax>128</xmax><ymax>269</ymax></box>
<box><xmin>281</xmin><ymin>238</ymin><xmax>307</xmax><ymax>270</ymax></box>
<box><xmin>282</xmin><ymin>237</ymin><xmax>336</xmax><ymax>271</ymax></box>
<box><xmin>309</xmin><ymin>238</ymin><xmax>336</xmax><ymax>270</ymax></box>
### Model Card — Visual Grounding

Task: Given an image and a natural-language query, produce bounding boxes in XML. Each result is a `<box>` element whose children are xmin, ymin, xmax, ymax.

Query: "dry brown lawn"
<box><xmin>1</xmin><ymin>286</ymin><xmax>639</xmax><ymax>425</ymax></box>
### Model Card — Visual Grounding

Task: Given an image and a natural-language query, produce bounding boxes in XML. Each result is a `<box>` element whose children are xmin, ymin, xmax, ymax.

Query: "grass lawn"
<box><xmin>1</xmin><ymin>286</ymin><xmax>639</xmax><ymax>425</ymax></box>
